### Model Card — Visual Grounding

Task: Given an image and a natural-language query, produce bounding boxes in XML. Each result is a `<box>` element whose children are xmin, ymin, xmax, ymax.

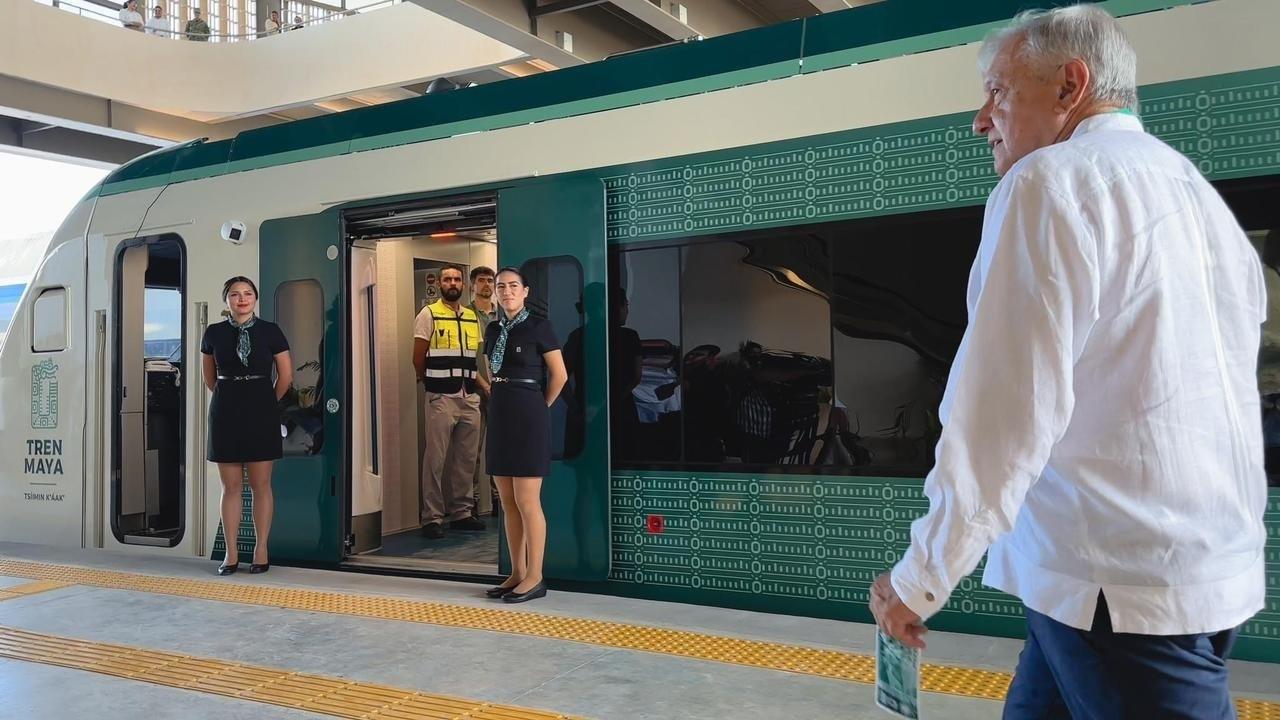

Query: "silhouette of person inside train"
<box><xmin>563</xmin><ymin>290</ymin><xmax>642</xmax><ymax>463</ymax></box>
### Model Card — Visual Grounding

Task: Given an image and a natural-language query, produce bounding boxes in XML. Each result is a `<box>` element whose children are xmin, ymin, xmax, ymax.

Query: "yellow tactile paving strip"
<box><xmin>0</xmin><ymin>560</ymin><xmax>1277</xmax><ymax>717</ymax></box>
<box><xmin>0</xmin><ymin>625</ymin><xmax>584</xmax><ymax>719</ymax></box>
<box><xmin>0</xmin><ymin>580</ymin><xmax>71</xmax><ymax>602</ymax></box>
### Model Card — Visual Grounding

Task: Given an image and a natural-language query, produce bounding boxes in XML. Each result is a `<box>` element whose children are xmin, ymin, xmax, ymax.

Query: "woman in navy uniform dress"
<box><xmin>482</xmin><ymin>267</ymin><xmax>568</xmax><ymax>603</ymax></box>
<box><xmin>201</xmin><ymin>276</ymin><xmax>293</xmax><ymax>576</ymax></box>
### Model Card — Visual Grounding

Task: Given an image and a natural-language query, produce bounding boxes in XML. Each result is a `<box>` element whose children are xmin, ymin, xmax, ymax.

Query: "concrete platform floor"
<box><xmin>0</xmin><ymin>542</ymin><xmax>1277</xmax><ymax>719</ymax></box>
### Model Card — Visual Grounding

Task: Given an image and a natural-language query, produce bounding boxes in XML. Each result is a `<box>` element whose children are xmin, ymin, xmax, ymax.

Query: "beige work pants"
<box><xmin>421</xmin><ymin>392</ymin><xmax>481</xmax><ymax>525</ymax></box>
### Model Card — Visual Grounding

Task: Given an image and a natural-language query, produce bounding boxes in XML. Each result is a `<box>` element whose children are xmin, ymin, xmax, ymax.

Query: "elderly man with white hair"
<box><xmin>869</xmin><ymin>5</ymin><xmax>1266</xmax><ymax>718</ymax></box>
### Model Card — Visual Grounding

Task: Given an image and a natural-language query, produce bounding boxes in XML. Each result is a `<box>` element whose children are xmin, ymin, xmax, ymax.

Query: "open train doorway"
<box><xmin>343</xmin><ymin>195</ymin><xmax>500</xmax><ymax>575</ymax></box>
<box><xmin>112</xmin><ymin>234</ymin><xmax>187</xmax><ymax>548</ymax></box>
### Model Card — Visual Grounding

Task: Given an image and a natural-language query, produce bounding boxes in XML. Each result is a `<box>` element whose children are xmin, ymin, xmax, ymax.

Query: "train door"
<box><xmin>252</xmin><ymin>210</ymin><xmax>346</xmax><ymax>564</ymax></box>
<box><xmin>337</xmin><ymin>181</ymin><xmax>609</xmax><ymax>582</ymax></box>
<box><xmin>497</xmin><ymin>178</ymin><xmax>610</xmax><ymax>581</ymax></box>
<box><xmin>341</xmin><ymin>195</ymin><xmax>501</xmax><ymax>573</ymax></box>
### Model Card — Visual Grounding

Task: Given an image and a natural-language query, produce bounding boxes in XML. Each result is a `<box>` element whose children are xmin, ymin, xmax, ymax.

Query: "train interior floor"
<box><xmin>1</xmin><ymin>542</ymin><xmax>1278</xmax><ymax>720</ymax></box>
<box><xmin>371</xmin><ymin>521</ymin><xmax>501</xmax><ymax>565</ymax></box>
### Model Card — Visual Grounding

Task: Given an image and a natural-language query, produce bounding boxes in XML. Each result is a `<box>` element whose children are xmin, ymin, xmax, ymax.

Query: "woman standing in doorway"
<box><xmin>483</xmin><ymin>267</ymin><xmax>568</xmax><ymax>603</ymax></box>
<box><xmin>201</xmin><ymin>276</ymin><xmax>293</xmax><ymax>576</ymax></box>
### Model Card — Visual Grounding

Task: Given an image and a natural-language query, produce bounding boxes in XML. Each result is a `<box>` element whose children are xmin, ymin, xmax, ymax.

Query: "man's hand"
<box><xmin>869</xmin><ymin>571</ymin><xmax>927</xmax><ymax>649</ymax></box>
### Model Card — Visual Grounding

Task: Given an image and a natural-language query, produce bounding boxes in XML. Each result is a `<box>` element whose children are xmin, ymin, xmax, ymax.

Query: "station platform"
<box><xmin>1</xmin><ymin>542</ymin><xmax>1278</xmax><ymax>719</ymax></box>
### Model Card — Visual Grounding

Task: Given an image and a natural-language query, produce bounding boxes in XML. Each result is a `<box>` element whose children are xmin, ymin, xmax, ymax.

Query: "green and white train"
<box><xmin>5</xmin><ymin>0</ymin><xmax>1280</xmax><ymax>660</ymax></box>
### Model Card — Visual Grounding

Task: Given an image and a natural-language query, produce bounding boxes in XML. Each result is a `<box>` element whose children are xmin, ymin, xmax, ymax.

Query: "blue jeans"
<box><xmin>1003</xmin><ymin>594</ymin><xmax>1238</xmax><ymax>720</ymax></box>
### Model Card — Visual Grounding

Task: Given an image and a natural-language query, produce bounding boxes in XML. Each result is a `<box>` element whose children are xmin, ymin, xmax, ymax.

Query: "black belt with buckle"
<box><xmin>492</xmin><ymin>377</ymin><xmax>539</xmax><ymax>385</ymax></box>
<box><xmin>217</xmin><ymin>375</ymin><xmax>268</xmax><ymax>381</ymax></box>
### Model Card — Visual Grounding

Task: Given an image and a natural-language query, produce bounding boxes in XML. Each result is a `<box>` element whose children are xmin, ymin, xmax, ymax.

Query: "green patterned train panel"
<box><xmin>604</xmin><ymin>68</ymin><xmax>1280</xmax><ymax>244</ymax></box>
<box><xmin>609</xmin><ymin>472</ymin><xmax>1280</xmax><ymax>662</ymax></box>
<box><xmin>211</xmin><ymin>483</ymin><xmax>257</xmax><ymax>564</ymax></box>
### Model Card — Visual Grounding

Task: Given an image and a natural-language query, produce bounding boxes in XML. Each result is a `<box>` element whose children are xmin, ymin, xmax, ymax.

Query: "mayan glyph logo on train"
<box><xmin>31</xmin><ymin>359</ymin><xmax>58</xmax><ymax>430</ymax></box>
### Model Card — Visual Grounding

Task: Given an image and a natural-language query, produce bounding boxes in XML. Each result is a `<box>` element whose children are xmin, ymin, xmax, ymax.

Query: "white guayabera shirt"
<box><xmin>891</xmin><ymin>112</ymin><xmax>1268</xmax><ymax>636</ymax></box>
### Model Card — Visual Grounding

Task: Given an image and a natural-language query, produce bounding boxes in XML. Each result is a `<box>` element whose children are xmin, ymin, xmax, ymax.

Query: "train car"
<box><xmin>4</xmin><ymin>0</ymin><xmax>1280</xmax><ymax>661</ymax></box>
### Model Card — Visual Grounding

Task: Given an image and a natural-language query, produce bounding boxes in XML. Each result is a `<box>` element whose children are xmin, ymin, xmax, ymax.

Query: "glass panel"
<box><xmin>31</xmin><ymin>287</ymin><xmax>67</xmax><ymax>353</ymax></box>
<box><xmin>522</xmin><ymin>256</ymin><xmax>583</xmax><ymax>461</ymax></box>
<box><xmin>1217</xmin><ymin>178</ymin><xmax>1280</xmax><ymax>485</ymax></box>
<box><xmin>611</xmin><ymin>247</ymin><xmax>681</xmax><ymax>464</ymax></box>
<box><xmin>143</xmin><ymin>287</ymin><xmax>182</xmax><ymax>359</ymax></box>
<box><xmin>1253</xmin><ymin>228</ymin><xmax>1280</xmax><ymax>486</ymax></box>
<box><xmin>830</xmin><ymin>208</ymin><xmax>980</xmax><ymax>476</ymax></box>
<box><xmin>681</xmin><ymin>234</ymin><xmax>832</xmax><ymax>468</ymax></box>
<box><xmin>365</xmin><ymin>285</ymin><xmax>379</xmax><ymax>475</ymax></box>
<box><xmin>275</xmin><ymin>279</ymin><xmax>324</xmax><ymax>455</ymax></box>
<box><xmin>0</xmin><ymin>283</ymin><xmax>23</xmax><ymax>336</ymax></box>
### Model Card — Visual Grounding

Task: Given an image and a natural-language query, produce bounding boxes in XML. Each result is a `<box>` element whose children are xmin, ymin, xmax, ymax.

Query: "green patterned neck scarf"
<box><xmin>490</xmin><ymin>307</ymin><xmax>528</xmax><ymax>375</ymax></box>
<box><xmin>227</xmin><ymin>315</ymin><xmax>257</xmax><ymax>367</ymax></box>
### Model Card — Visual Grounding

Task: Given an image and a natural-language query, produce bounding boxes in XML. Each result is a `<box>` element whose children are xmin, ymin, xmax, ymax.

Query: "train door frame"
<box><xmin>335</xmin><ymin>177</ymin><xmax>612</xmax><ymax>582</ymax></box>
<box><xmin>110</xmin><ymin>233</ymin><xmax>188</xmax><ymax>549</ymax></box>
<box><xmin>339</xmin><ymin>193</ymin><xmax>500</xmax><ymax>576</ymax></box>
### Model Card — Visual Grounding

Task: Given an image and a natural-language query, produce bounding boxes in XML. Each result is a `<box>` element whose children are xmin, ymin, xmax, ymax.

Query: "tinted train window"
<box><xmin>1217</xmin><ymin>176</ymin><xmax>1280</xmax><ymax>486</ymax></box>
<box><xmin>0</xmin><ymin>283</ymin><xmax>23</xmax><ymax>335</ymax></box>
<box><xmin>681</xmin><ymin>235</ymin><xmax>833</xmax><ymax>469</ymax></box>
<box><xmin>608</xmin><ymin>209</ymin><xmax>980</xmax><ymax>477</ymax></box>
<box><xmin>276</xmin><ymin>279</ymin><xmax>324</xmax><ymax>456</ymax></box>
<box><xmin>830</xmin><ymin>208</ymin><xmax>980</xmax><ymax>476</ymax></box>
<box><xmin>612</xmin><ymin>247</ymin><xmax>681</xmax><ymax>464</ymax></box>
<box><xmin>522</xmin><ymin>256</ymin><xmax>583</xmax><ymax>461</ymax></box>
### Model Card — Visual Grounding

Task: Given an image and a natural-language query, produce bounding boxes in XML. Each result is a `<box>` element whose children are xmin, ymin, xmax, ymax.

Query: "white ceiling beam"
<box><xmin>607</xmin><ymin>0</ymin><xmax>700</xmax><ymax>40</ymax></box>
<box><xmin>401</xmin><ymin>0</ymin><xmax>585</xmax><ymax>67</ymax></box>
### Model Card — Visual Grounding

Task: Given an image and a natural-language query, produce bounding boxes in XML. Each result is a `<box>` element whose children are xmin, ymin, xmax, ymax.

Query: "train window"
<box><xmin>612</xmin><ymin>247</ymin><xmax>681</xmax><ymax>464</ymax></box>
<box><xmin>144</xmin><ymin>288</ymin><xmax>181</xmax><ymax>359</ymax></box>
<box><xmin>522</xmin><ymin>256</ymin><xmax>583</xmax><ymax>461</ymax></box>
<box><xmin>1216</xmin><ymin>177</ymin><xmax>1280</xmax><ymax>486</ymax></box>
<box><xmin>275</xmin><ymin>279</ymin><xmax>325</xmax><ymax>456</ymax></box>
<box><xmin>681</xmin><ymin>234</ymin><xmax>833</xmax><ymax>469</ymax></box>
<box><xmin>829</xmin><ymin>207</ymin><xmax>981</xmax><ymax>477</ymax></box>
<box><xmin>31</xmin><ymin>287</ymin><xmax>67</xmax><ymax>352</ymax></box>
<box><xmin>1251</xmin><ymin>228</ymin><xmax>1280</xmax><ymax>486</ymax></box>
<box><xmin>0</xmin><ymin>283</ymin><xmax>22</xmax><ymax>335</ymax></box>
<box><xmin>608</xmin><ymin>210</ymin><xmax>981</xmax><ymax>476</ymax></box>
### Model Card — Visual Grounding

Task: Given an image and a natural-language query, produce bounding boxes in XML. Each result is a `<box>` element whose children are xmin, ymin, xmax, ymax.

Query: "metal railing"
<box><xmin>35</xmin><ymin>0</ymin><xmax>400</xmax><ymax>42</ymax></box>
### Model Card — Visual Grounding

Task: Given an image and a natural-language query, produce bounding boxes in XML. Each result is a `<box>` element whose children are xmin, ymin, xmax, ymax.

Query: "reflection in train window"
<box><xmin>1252</xmin><ymin>228</ymin><xmax>1280</xmax><ymax>486</ymax></box>
<box><xmin>521</xmin><ymin>256</ymin><xmax>583</xmax><ymax>461</ymax></box>
<box><xmin>830</xmin><ymin>207</ymin><xmax>980</xmax><ymax>477</ymax></box>
<box><xmin>681</xmin><ymin>236</ymin><xmax>833</xmax><ymax>469</ymax></box>
<box><xmin>611</xmin><ymin>247</ymin><xmax>681</xmax><ymax>464</ymax></box>
<box><xmin>275</xmin><ymin>279</ymin><xmax>324</xmax><ymax>456</ymax></box>
<box><xmin>608</xmin><ymin>209</ymin><xmax>981</xmax><ymax>476</ymax></box>
<box><xmin>1218</xmin><ymin>176</ymin><xmax>1280</xmax><ymax>487</ymax></box>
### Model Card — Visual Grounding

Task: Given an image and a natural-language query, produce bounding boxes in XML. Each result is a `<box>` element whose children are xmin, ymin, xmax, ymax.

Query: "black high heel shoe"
<box><xmin>502</xmin><ymin>581</ymin><xmax>546</xmax><ymax>604</ymax></box>
<box><xmin>217</xmin><ymin>563</ymin><xmax>239</xmax><ymax>576</ymax></box>
<box><xmin>485</xmin><ymin>582</ymin><xmax>520</xmax><ymax>599</ymax></box>
<box><xmin>249</xmin><ymin>563</ymin><xmax>270</xmax><ymax>574</ymax></box>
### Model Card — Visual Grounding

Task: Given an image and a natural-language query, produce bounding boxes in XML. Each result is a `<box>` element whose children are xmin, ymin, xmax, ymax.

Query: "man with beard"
<box><xmin>413</xmin><ymin>265</ymin><xmax>487</xmax><ymax>538</ymax></box>
<box><xmin>468</xmin><ymin>266</ymin><xmax>497</xmax><ymax>516</ymax></box>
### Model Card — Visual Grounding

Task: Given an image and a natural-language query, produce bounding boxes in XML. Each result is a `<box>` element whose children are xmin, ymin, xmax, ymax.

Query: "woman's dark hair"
<box><xmin>222</xmin><ymin>276</ymin><xmax>259</xmax><ymax>302</ymax></box>
<box><xmin>496</xmin><ymin>266</ymin><xmax>528</xmax><ymax>287</ymax></box>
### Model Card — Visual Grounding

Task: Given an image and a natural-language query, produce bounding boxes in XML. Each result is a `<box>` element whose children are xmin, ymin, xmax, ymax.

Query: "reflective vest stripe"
<box><xmin>424</xmin><ymin>368</ymin><xmax>476</xmax><ymax>379</ymax></box>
